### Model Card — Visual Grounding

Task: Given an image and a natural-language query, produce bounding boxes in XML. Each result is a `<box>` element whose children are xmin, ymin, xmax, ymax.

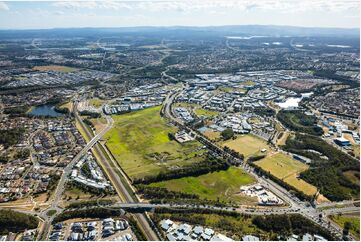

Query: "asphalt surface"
<box><xmin>162</xmin><ymin>85</ymin><xmax>358</xmax><ymax>240</ymax></box>
<box><xmin>74</xmin><ymin>102</ymin><xmax>159</xmax><ymax>241</ymax></box>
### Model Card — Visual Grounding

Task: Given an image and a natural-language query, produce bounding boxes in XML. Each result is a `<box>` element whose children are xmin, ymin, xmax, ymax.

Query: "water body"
<box><xmin>276</xmin><ymin>92</ymin><xmax>313</xmax><ymax>109</ymax></box>
<box><xmin>29</xmin><ymin>104</ymin><xmax>64</xmax><ymax>117</ymax></box>
<box><xmin>326</xmin><ymin>44</ymin><xmax>351</xmax><ymax>48</ymax></box>
<box><xmin>225</xmin><ymin>36</ymin><xmax>268</xmax><ymax>40</ymax></box>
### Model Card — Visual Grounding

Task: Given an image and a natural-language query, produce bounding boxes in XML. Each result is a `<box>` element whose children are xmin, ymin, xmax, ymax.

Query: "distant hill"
<box><xmin>0</xmin><ymin>25</ymin><xmax>359</xmax><ymax>39</ymax></box>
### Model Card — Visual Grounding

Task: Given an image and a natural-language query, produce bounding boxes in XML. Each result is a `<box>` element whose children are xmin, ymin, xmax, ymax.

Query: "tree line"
<box><xmin>0</xmin><ymin>209</ymin><xmax>38</xmax><ymax>234</ymax></box>
<box><xmin>283</xmin><ymin>133</ymin><xmax>359</xmax><ymax>201</ymax></box>
<box><xmin>277</xmin><ymin>110</ymin><xmax>323</xmax><ymax>136</ymax></box>
<box><xmin>0</xmin><ymin>128</ymin><xmax>25</xmax><ymax>149</ymax></box>
<box><xmin>133</xmin><ymin>155</ymin><xmax>229</xmax><ymax>185</ymax></box>
<box><xmin>252</xmin><ymin>214</ymin><xmax>335</xmax><ymax>240</ymax></box>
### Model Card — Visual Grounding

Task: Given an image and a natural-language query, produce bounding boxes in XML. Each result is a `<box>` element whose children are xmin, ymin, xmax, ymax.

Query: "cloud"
<box><xmin>51</xmin><ymin>0</ymin><xmax>360</xmax><ymax>13</ymax></box>
<box><xmin>52</xmin><ymin>1</ymin><xmax>133</xmax><ymax>10</ymax></box>
<box><xmin>0</xmin><ymin>1</ymin><xmax>9</xmax><ymax>11</ymax></box>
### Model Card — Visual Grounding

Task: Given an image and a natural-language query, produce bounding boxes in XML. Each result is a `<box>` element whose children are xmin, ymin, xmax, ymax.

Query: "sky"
<box><xmin>0</xmin><ymin>0</ymin><xmax>359</xmax><ymax>29</ymax></box>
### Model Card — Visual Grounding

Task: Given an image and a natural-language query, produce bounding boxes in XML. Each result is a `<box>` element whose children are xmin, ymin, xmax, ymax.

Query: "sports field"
<box><xmin>255</xmin><ymin>152</ymin><xmax>317</xmax><ymax>196</ymax></box>
<box><xmin>32</xmin><ymin>65</ymin><xmax>79</xmax><ymax>72</ymax></box>
<box><xmin>221</xmin><ymin>134</ymin><xmax>269</xmax><ymax>158</ymax></box>
<box><xmin>148</xmin><ymin>167</ymin><xmax>257</xmax><ymax>204</ymax></box>
<box><xmin>104</xmin><ymin>106</ymin><xmax>206</xmax><ymax>179</ymax></box>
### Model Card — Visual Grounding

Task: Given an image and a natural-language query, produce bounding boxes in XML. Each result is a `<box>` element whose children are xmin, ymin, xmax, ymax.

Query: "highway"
<box><xmin>73</xmin><ymin>100</ymin><xmax>159</xmax><ymax>241</ymax></box>
<box><xmin>161</xmin><ymin>81</ymin><xmax>358</xmax><ymax>240</ymax></box>
<box><xmin>2</xmin><ymin>86</ymin><xmax>357</xmax><ymax>241</ymax></box>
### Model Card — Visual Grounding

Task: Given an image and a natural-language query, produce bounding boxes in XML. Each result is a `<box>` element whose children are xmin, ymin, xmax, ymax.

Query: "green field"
<box><xmin>330</xmin><ymin>214</ymin><xmax>360</xmax><ymax>240</ymax></box>
<box><xmin>32</xmin><ymin>65</ymin><xmax>78</xmax><ymax>72</ymax></box>
<box><xmin>89</xmin><ymin>98</ymin><xmax>105</xmax><ymax>108</ymax></box>
<box><xmin>255</xmin><ymin>153</ymin><xmax>317</xmax><ymax>196</ymax></box>
<box><xmin>148</xmin><ymin>167</ymin><xmax>257</xmax><ymax>204</ymax></box>
<box><xmin>104</xmin><ymin>106</ymin><xmax>206</xmax><ymax>179</ymax></box>
<box><xmin>175</xmin><ymin>102</ymin><xmax>218</xmax><ymax>117</ymax></box>
<box><xmin>221</xmin><ymin>134</ymin><xmax>269</xmax><ymax>158</ymax></box>
<box><xmin>194</xmin><ymin>108</ymin><xmax>219</xmax><ymax>117</ymax></box>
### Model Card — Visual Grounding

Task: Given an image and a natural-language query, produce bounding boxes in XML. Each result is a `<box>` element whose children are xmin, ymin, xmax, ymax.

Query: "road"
<box><xmin>161</xmin><ymin>79</ymin><xmax>357</xmax><ymax>240</ymax></box>
<box><xmin>37</xmin><ymin>100</ymin><xmax>115</xmax><ymax>239</ymax></box>
<box><xmin>74</xmin><ymin>100</ymin><xmax>159</xmax><ymax>241</ymax></box>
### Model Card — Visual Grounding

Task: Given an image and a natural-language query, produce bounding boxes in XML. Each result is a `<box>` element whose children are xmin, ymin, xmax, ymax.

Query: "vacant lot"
<box><xmin>89</xmin><ymin>117</ymin><xmax>107</xmax><ymax>134</ymax></box>
<box><xmin>194</xmin><ymin>108</ymin><xmax>219</xmax><ymax>117</ymax></box>
<box><xmin>148</xmin><ymin>167</ymin><xmax>257</xmax><ymax>205</ymax></box>
<box><xmin>32</xmin><ymin>65</ymin><xmax>79</xmax><ymax>72</ymax></box>
<box><xmin>104</xmin><ymin>106</ymin><xmax>206</xmax><ymax>179</ymax></box>
<box><xmin>89</xmin><ymin>98</ymin><xmax>105</xmax><ymax>108</ymax></box>
<box><xmin>255</xmin><ymin>153</ymin><xmax>318</xmax><ymax>196</ymax></box>
<box><xmin>221</xmin><ymin>134</ymin><xmax>269</xmax><ymax>158</ymax></box>
<box><xmin>204</xmin><ymin>130</ymin><xmax>221</xmax><ymax>141</ymax></box>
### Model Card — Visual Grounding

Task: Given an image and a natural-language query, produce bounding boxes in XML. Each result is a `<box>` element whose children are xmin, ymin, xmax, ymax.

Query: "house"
<box><xmin>160</xmin><ymin>219</ymin><xmax>174</xmax><ymax>231</ymax></box>
<box><xmin>211</xmin><ymin>233</ymin><xmax>233</xmax><ymax>241</ymax></box>
<box><xmin>166</xmin><ymin>233</ymin><xmax>177</xmax><ymax>241</ymax></box>
<box><xmin>193</xmin><ymin>225</ymin><xmax>204</xmax><ymax>236</ymax></box>
<box><xmin>302</xmin><ymin>233</ymin><xmax>313</xmax><ymax>241</ymax></box>
<box><xmin>314</xmin><ymin>235</ymin><xmax>327</xmax><ymax>241</ymax></box>
<box><xmin>242</xmin><ymin>235</ymin><xmax>260</xmax><ymax>241</ymax></box>
<box><xmin>334</xmin><ymin>137</ymin><xmax>351</xmax><ymax>147</ymax></box>
<box><xmin>69</xmin><ymin>232</ymin><xmax>79</xmax><ymax>241</ymax></box>
<box><xmin>178</xmin><ymin>223</ymin><xmax>192</xmax><ymax>235</ymax></box>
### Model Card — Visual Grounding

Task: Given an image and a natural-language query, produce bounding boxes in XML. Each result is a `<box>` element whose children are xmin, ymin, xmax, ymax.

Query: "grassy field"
<box><xmin>330</xmin><ymin>213</ymin><xmax>360</xmax><ymax>240</ymax></box>
<box><xmin>221</xmin><ymin>134</ymin><xmax>269</xmax><ymax>158</ymax></box>
<box><xmin>32</xmin><ymin>65</ymin><xmax>78</xmax><ymax>72</ymax></box>
<box><xmin>218</xmin><ymin>86</ymin><xmax>247</xmax><ymax>94</ymax></box>
<box><xmin>89</xmin><ymin>117</ymin><xmax>107</xmax><ymax>134</ymax></box>
<box><xmin>175</xmin><ymin>102</ymin><xmax>218</xmax><ymax>117</ymax></box>
<box><xmin>104</xmin><ymin>106</ymin><xmax>207</xmax><ymax>179</ymax></box>
<box><xmin>204</xmin><ymin>130</ymin><xmax>221</xmax><ymax>141</ymax></box>
<box><xmin>255</xmin><ymin>153</ymin><xmax>318</xmax><ymax>196</ymax></box>
<box><xmin>60</xmin><ymin>102</ymin><xmax>72</xmax><ymax>111</ymax></box>
<box><xmin>194</xmin><ymin>108</ymin><xmax>219</xmax><ymax>117</ymax></box>
<box><xmin>241</xmin><ymin>81</ymin><xmax>256</xmax><ymax>86</ymax></box>
<box><xmin>148</xmin><ymin>167</ymin><xmax>257</xmax><ymax>205</ymax></box>
<box><xmin>89</xmin><ymin>98</ymin><xmax>105</xmax><ymax>108</ymax></box>
<box><xmin>343</xmin><ymin>170</ymin><xmax>360</xmax><ymax>186</ymax></box>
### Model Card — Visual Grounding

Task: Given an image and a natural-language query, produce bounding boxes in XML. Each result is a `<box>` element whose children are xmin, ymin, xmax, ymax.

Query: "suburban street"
<box><xmin>161</xmin><ymin>81</ymin><xmax>358</xmax><ymax>240</ymax></box>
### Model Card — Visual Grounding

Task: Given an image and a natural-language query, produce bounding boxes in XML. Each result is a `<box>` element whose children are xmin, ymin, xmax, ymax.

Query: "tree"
<box><xmin>343</xmin><ymin>221</ymin><xmax>352</xmax><ymax>236</ymax></box>
<box><xmin>221</xmin><ymin>128</ymin><xmax>234</xmax><ymax>140</ymax></box>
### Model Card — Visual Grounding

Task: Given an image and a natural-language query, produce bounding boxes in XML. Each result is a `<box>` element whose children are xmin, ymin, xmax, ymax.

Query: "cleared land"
<box><xmin>255</xmin><ymin>153</ymin><xmax>318</xmax><ymax>196</ymax></box>
<box><xmin>175</xmin><ymin>102</ymin><xmax>218</xmax><ymax>117</ymax></box>
<box><xmin>194</xmin><ymin>108</ymin><xmax>219</xmax><ymax>117</ymax></box>
<box><xmin>221</xmin><ymin>134</ymin><xmax>269</xmax><ymax>158</ymax></box>
<box><xmin>148</xmin><ymin>167</ymin><xmax>257</xmax><ymax>205</ymax></box>
<box><xmin>343</xmin><ymin>170</ymin><xmax>360</xmax><ymax>186</ymax></box>
<box><xmin>89</xmin><ymin>117</ymin><xmax>107</xmax><ymax>134</ymax></box>
<box><xmin>104</xmin><ymin>106</ymin><xmax>207</xmax><ymax>179</ymax></box>
<box><xmin>89</xmin><ymin>98</ymin><xmax>105</xmax><ymax>108</ymax></box>
<box><xmin>204</xmin><ymin>130</ymin><xmax>221</xmax><ymax>141</ymax></box>
<box><xmin>330</xmin><ymin>213</ymin><xmax>360</xmax><ymax>240</ymax></box>
<box><xmin>32</xmin><ymin>65</ymin><xmax>78</xmax><ymax>72</ymax></box>
<box><xmin>343</xmin><ymin>133</ymin><xmax>360</xmax><ymax>159</ymax></box>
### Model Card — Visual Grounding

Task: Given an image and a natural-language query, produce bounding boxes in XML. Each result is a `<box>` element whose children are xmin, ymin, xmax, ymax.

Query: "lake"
<box><xmin>29</xmin><ymin>104</ymin><xmax>64</xmax><ymax>117</ymax></box>
<box><xmin>276</xmin><ymin>92</ymin><xmax>313</xmax><ymax>109</ymax></box>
